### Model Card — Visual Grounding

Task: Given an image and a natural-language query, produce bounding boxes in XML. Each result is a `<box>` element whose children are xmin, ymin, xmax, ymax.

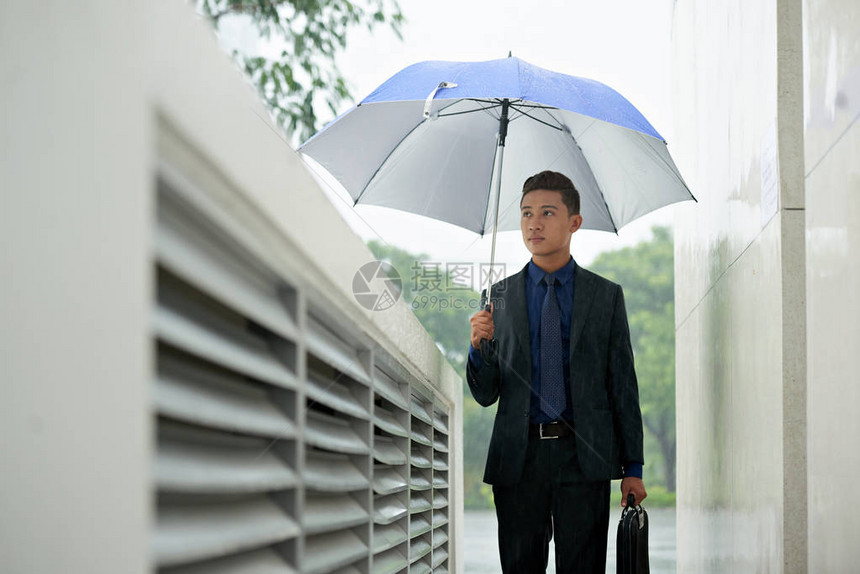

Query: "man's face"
<box><xmin>520</xmin><ymin>189</ymin><xmax>583</xmax><ymax>258</ymax></box>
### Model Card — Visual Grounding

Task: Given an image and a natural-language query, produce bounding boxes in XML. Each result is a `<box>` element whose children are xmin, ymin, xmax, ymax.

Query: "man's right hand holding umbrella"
<box><xmin>469</xmin><ymin>302</ymin><xmax>495</xmax><ymax>360</ymax></box>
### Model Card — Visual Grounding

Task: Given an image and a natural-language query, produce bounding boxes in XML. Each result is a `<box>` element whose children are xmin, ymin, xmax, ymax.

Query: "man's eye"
<box><xmin>544</xmin><ymin>210</ymin><xmax>553</xmax><ymax>216</ymax></box>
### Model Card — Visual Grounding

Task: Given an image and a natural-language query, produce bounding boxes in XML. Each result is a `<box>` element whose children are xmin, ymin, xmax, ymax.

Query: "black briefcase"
<box><xmin>616</xmin><ymin>493</ymin><xmax>649</xmax><ymax>574</ymax></box>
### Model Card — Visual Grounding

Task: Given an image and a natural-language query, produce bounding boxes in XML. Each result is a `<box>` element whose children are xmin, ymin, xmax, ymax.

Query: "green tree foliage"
<box><xmin>198</xmin><ymin>0</ymin><xmax>404</xmax><ymax>142</ymax></box>
<box><xmin>589</xmin><ymin>226</ymin><xmax>676</xmax><ymax>492</ymax></box>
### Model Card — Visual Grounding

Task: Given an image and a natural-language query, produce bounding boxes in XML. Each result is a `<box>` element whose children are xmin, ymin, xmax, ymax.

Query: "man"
<box><xmin>467</xmin><ymin>170</ymin><xmax>646</xmax><ymax>573</ymax></box>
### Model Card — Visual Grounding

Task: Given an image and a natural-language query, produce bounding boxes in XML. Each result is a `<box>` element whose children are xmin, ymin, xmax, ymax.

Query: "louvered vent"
<box><xmin>153</xmin><ymin>171</ymin><xmax>454</xmax><ymax>573</ymax></box>
<box><xmin>431</xmin><ymin>407</ymin><xmax>450</xmax><ymax>573</ymax></box>
<box><xmin>302</xmin><ymin>315</ymin><xmax>372</xmax><ymax>573</ymax></box>
<box><xmin>153</xmin><ymin>182</ymin><xmax>301</xmax><ymax>572</ymax></box>
<box><xmin>371</xmin><ymin>367</ymin><xmax>410</xmax><ymax>574</ymax></box>
<box><xmin>408</xmin><ymin>394</ymin><xmax>434</xmax><ymax>573</ymax></box>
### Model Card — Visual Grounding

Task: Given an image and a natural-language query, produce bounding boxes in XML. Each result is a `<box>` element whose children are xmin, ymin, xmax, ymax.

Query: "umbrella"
<box><xmin>299</xmin><ymin>55</ymin><xmax>694</xmax><ymax>303</ymax></box>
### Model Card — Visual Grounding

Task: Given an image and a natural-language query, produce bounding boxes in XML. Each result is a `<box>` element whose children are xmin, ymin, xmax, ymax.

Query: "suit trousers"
<box><xmin>492</xmin><ymin>430</ymin><xmax>610</xmax><ymax>574</ymax></box>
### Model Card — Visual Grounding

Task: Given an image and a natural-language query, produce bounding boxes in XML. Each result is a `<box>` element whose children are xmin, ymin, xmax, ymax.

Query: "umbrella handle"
<box><xmin>479</xmin><ymin>301</ymin><xmax>497</xmax><ymax>361</ymax></box>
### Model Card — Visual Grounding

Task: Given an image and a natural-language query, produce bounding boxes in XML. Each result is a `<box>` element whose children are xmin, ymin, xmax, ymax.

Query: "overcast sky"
<box><xmin>238</xmin><ymin>0</ymin><xmax>684</xmax><ymax>275</ymax></box>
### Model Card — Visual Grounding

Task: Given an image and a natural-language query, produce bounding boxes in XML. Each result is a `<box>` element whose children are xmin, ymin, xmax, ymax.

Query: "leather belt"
<box><xmin>528</xmin><ymin>421</ymin><xmax>573</xmax><ymax>440</ymax></box>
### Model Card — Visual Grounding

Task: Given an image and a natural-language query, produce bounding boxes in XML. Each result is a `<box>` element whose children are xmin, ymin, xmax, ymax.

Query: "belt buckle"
<box><xmin>539</xmin><ymin>422</ymin><xmax>559</xmax><ymax>440</ymax></box>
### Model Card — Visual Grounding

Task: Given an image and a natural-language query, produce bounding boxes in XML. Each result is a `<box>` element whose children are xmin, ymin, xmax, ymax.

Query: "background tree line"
<box><xmin>369</xmin><ymin>226</ymin><xmax>677</xmax><ymax>508</ymax></box>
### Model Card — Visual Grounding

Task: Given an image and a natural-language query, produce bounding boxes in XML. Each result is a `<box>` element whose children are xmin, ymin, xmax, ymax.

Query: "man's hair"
<box><xmin>521</xmin><ymin>170</ymin><xmax>581</xmax><ymax>216</ymax></box>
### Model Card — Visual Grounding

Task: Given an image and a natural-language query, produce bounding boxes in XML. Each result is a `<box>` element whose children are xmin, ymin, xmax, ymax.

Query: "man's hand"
<box><xmin>469</xmin><ymin>303</ymin><xmax>494</xmax><ymax>349</ymax></box>
<box><xmin>620</xmin><ymin>477</ymin><xmax>647</xmax><ymax>507</ymax></box>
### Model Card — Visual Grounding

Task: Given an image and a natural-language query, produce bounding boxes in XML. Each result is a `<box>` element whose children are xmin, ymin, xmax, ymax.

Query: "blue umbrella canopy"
<box><xmin>300</xmin><ymin>56</ymin><xmax>693</xmax><ymax>236</ymax></box>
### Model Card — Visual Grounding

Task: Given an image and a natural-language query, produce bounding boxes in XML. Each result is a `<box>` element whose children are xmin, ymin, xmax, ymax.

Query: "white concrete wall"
<box><xmin>672</xmin><ymin>0</ymin><xmax>807</xmax><ymax>571</ymax></box>
<box><xmin>803</xmin><ymin>0</ymin><xmax>860</xmax><ymax>571</ymax></box>
<box><xmin>675</xmin><ymin>0</ymin><xmax>860</xmax><ymax>571</ymax></box>
<box><xmin>0</xmin><ymin>2</ymin><xmax>152</xmax><ymax>573</ymax></box>
<box><xmin>1</xmin><ymin>0</ymin><xmax>463</xmax><ymax>572</ymax></box>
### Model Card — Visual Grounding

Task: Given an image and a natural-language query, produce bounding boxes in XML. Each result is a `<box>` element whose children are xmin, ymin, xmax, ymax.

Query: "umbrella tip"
<box><xmin>508</xmin><ymin>50</ymin><xmax>512</xmax><ymax>58</ymax></box>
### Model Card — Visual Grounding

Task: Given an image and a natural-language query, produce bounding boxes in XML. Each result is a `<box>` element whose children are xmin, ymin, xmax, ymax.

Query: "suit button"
<box><xmin>523</xmin><ymin>411</ymin><xmax>528</xmax><ymax>417</ymax></box>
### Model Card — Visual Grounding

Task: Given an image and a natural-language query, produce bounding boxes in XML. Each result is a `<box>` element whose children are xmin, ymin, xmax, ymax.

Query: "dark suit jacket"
<box><xmin>467</xmin><ymin>262</ymin><xmax>644</xmax><ymax>485</ymax></box>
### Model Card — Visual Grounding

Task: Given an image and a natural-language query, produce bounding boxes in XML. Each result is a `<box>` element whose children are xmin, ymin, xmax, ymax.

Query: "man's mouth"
<box><xmin>529</xmin><ymin>236</ymin><xmax>545</xmax><ymax>242</ymax></box>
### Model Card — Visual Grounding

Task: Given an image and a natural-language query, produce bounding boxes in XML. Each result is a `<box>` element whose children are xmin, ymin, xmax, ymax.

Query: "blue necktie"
<box><xmin>540</xmin><ymin>274</ymin><xmax>566</xmax><ymax>419</ymax></box>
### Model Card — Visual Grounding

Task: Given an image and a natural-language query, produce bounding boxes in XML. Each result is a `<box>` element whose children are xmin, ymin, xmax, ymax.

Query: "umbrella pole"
<box><xmin>480</xmin><ymin>99</ymin><xmax>509</xmax><ymax>360</ymax></box>
<box><xmin>484</xmin><ymin>98</ymin><xmax>510</xmax><ymax>309</ymax></box>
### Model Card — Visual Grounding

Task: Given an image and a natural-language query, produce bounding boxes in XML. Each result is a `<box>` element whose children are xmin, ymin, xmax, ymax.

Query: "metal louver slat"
<box><xmin>373</xmin><ymin>368</ymin><xmax>409</xmax><ymax>410</ymax></box>
<box><xmin>332</xmin><ymin>566</ymin><xmax>363</xmax><ymax>574</ymax></box>
<box><xmin>156</xmin><ymin>423</ymin><xmax>297</xmax><ymax>494</ymax></box>
<box><xmin>409</xmin><ymin>494</ymin><xmax>432</xmax><ymax>514</ymax></box>
<box><xmin>304</xmin><ymin>493</ymin><xmax>368</xmax><ymax>534</ymax></box>
<box><xmin>409</xmin><ymin>398</ymin><xmax>432</xmax><ymax>424</ymax></box>
<box><xmin>160</xmin><ymin>547</ymin><xmax>297</xmax><ymax>574</ymax></box>
<box><xmin>157</xmin><ymin>351</ymin><xmax>296</xmax><ymax>438</ymax></box>
<box><xmin>409</xmin><ymin>514</ymin><xmax>431</xmax><ymax>537</ymax></box>
<box><xmin>432</xmin><ymin>511</ymin><xmax>448</xmax><ymax>527</ymax></box>
<box><xmin>153</xmin><ymin>497</ymin><xmax>299</xmax><ymax>568</ymax></box>
<box><xmin>433</xmin><ymin>455</ymin><xmax>449</xmax><ymax>471</ymax></box>
<box><xmin>432</xmin><ymin>491</ymin><xmax>448</xmax><ymax>510</ymax></box>
<box><xmin>409</xmin><ymin>449</ymin><xmax>431</xmax><ymax>469</ymax></box>
<box><xmin>435</xmin><ymin>568</ymin><xmax>449</xmax><ymax>574</ymax></box>
<box><xmin>306</xmin><ymin>315</ymin><xmax>370</xmax><ymax>386</ymax></box>
<box><xmin>304</xmin><ymin>450</ymin><xmax>368</xmax><ymax>492</ymax></box>
<box><xmin>156</xmin><ymin>195</ymin><xmax>298</xmax><ymax>345</ymax></box>
<box><xmin>432</xmin><ymin>474</ymin><xmax>448</xmax><ymax>489</ymax></box>
<box><xmin>409</xmin><ymin>539</ymin><xmax>432</xmax><ymax>562</ymax></box>
<box><xmin>306</xmin><ymin>370</ymin><xmax>369</xmax><ymax>420</ymax></box>
<box><xmin>409</xmin><ymin>472</ymin><xmax>431</xmax><ymax>491</ymax></box>
<box><xmin>432</xmin><ymin>436</ymin><xmax>449</xmax><ymax>453</ymax></box>
<box><xmin>156</xmin><ymin>279</ymin><xmax>296</xmax><ymax>390</ymax></box>
<box><xmin>431</xmin><ymin>411</ymin><xmax>449</xmax><ymax>434</ymax></box>
<box><xmin>373</xmin><ymin>493</ymin><xmax>408</xmax><ymax>525</ymax></box>
<box><xmin>372</xmin><ymin>522</ymin><xmax>408</xmax><ymax>554</ymax></box>
<box><xmin>410</xmin><ymin>426</ymin><xmax>432</xmax><ymax>447</ymax></box>
<box><xmin>432</xmin><ymin>547</ymin><xmax>449</xmax><ymax>569</ymax></box>
<box><xmin>304</xmin><ymin>410</ymin><xmax>368</xmax><ymax>455</ymax></box>
<box><xmin>372</xmin><ymin>466</ymin><xmax>407</xmax><ymax>495</ymax></box>
<box><xmin>371</xmin><ymin>547</ymin><xmax>408</xmax><ymax>574</ymax></box>
<box><xmin>303</xmin><ymin>529</ymin><xmax>368</xmax><ymax>574</ymax></box>
<box><xmin>432</xmin><ymin>529</ymin><xmax>448</xmax><ymax>548</ymax></box>
<box><xmin>410</xmin><ymin>561</ymin><xmax>432</xmax><ymax>574</ymax></box>
<box><xmin>373</xmin><ymin>436</ymin><xmax>407</xmax><ymax>466</ymax></box>
<box><xmin>373</xmin><ymin>406</ymin><xmax>408</xmax><ymax>438</ymax></box>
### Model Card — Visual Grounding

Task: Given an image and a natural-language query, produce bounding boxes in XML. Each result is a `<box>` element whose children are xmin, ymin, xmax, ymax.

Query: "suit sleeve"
<box><xmin>465</xmin><ymin>289</ymin><xmax>500</xmax><ymax>407</ymax></box>
<box><xmin>608</xmin><ymin>285</ymin><xmax>645</xmax><ymax>467</ymax></box>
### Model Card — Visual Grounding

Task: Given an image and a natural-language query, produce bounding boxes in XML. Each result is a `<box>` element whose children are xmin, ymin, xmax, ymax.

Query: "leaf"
<box><xmin>201</xmin><ymin>0</ymin><xmax>406</xmax><ymax>144</ymax></box>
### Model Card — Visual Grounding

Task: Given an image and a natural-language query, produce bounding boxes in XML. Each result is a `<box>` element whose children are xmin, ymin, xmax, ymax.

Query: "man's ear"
<box><xmin>569</xmin><ymin>214</ymin><xmax>584</xmax><ymax>234</ymax></box>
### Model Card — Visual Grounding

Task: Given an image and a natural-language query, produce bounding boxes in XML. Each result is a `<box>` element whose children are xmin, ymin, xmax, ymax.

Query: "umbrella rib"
<box><xmin>353</xmin><ymin>98</ymin><xmax>482</xmax><ymax>206</ymax></box>
<box><xmin>478</xmin><ymin>140</ymin><xmax>501</xmax><ymax>237</ymax></box>
<box><xmin>510</xmin><ymin>103</ymin><xmax>567</xmax><ymax>130</ymax></box>
<box><xmin>508</xmin><ymin>103</ymin><xmax>557</xmax><ymax>109</ymax></box>
<box><xmin>437</xmin><ymin>102</ymin><xmax>503</xmax><ymax>119</ymax></box>
<box><xmin>353</xmin><ymin>119</ymin><xmax>428</xmax><ymax>206</ymax></box>
<box><xmin>564</xmin><ymin>129</ymin><xmax>619</xmax><ymax>234</ymax></box>
<box><xmin>508</xmin><ymin>108</ymin><xmax>564</xmax><ymax>131</ymax></box>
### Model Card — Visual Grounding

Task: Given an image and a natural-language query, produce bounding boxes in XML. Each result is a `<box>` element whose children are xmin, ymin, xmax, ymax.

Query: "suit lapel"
<box><xmin>506</xmin><ymin>264</ymin><xmax>531</xmax><ymax>363</ymax></box>
<box><xmin>570</xmin><ymin>264</ymin><xmax>596</xmax><ymax>352</ymax></box>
